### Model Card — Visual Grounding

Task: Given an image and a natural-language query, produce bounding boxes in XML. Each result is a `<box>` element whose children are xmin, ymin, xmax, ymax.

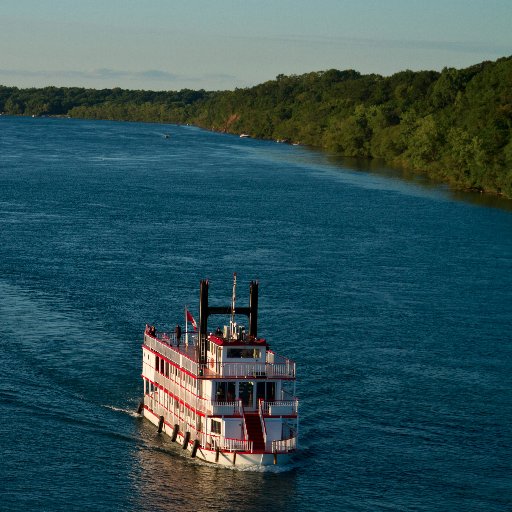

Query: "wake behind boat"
<box><xmin>139</xmin><ymin>275</ymin><xmax>299</xmax><ymax>467</ymax></box>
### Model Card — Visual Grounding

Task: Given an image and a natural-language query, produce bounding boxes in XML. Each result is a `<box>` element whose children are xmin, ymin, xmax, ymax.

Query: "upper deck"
<box><xmin>143</xmin><ymin>330</ymin><xmax>296</xmax><ymax>380</ymax></box>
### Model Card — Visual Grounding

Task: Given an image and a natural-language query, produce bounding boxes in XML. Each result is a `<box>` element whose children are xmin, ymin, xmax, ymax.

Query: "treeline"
<box><xmin>1</xmin><ymin>56</ymin><xmax>511</xmax><ymax>197</ymax></box>
<box><xmin>0</xmin><ymin>85</ymin><xmax>209</xmax><ymax>123</ymax></box>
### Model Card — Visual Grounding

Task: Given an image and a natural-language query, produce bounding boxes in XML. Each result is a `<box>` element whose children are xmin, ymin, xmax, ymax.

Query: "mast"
<box><xmin>230</xmin><ymin>272</ymin><xmax>237</xmax><ymax>339</ymax></box>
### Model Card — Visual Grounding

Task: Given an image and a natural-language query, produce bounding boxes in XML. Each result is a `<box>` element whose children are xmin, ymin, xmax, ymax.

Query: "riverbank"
<box><xmin>2</xmin><ymin>56</ymin><xmax>511</xmax><ymax>198</ymax></box>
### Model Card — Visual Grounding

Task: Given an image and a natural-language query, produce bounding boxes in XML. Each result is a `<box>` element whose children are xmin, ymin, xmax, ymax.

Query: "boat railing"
<box><xmin>204</xmin><ymin>433</ymin><xmax>253</xmax><ymax>453</ymax></box>
<box><xmin>204</xmin><ymin>399</ymin><xmax>243</xmax><ymax>416</ymax></box>
<box><xmin>259</xmin><ymin>398</ymin><xmax>299</xmax><ymax>416</ymax></box>
<box><xmin>145</xmin><ymin>394</ymin><xmax>254</xmax><ymax>452</ymax></box>
<box><xmin>144</xmin><ymin>333</ymin><xmax>295</xmax><ymax>379</ymax></box>
<box><xmin>144</xmin><ymin>394</ymin><xmax>198</xmax><ymax>442</ymax></box>
<box><xmin>241</xmin><ymin>410</ymin><xmax>248</xmax><ymax>445</ymax></box>
<box><xmin>151</xmin><ymin>370</ymin><xmax>245</xmax><ymax>417</ymax></box>
<box><xmin>152</xmin><ymin>371</ymin><xmax>199</xmax><ymax>409</ymax></box>
<box><xmin>146</xmin><ymin>393</ymin><xmax>292</xmax><ymax>454</ymax></box>
<box><xmin>272</xmin><ymin>435</ymin><xmax>297</xmax><ymax>453</ymax></box>
<box><xmin>223</xmin><ymin>437</ymin><xmax>253</xmax><ymax>453</ymax></box>
<box><xmin>214</xmin><ymin>361</ymin><xmax>295</xmax><ymax>378</ymax></box>
<box><xmin>265</xmin><ymin>351</ymin><xmax>292</xmax><ymax>365</ymax></box>
<box><xmin>144</xmin><ymin>333</ymin><xmax>199</xmax><ymax>375</ymax></box>
<box><xmin>258</xmin><ymin>399</ymin><xmax>269</xmax><ymax>450</ymax></box>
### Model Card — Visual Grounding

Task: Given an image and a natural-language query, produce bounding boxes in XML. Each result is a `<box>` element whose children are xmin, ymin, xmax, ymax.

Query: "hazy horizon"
<box><xmin>1</xmin><ymin>0</ymin><xmax>511</xmax><ymax>91</ymax></box>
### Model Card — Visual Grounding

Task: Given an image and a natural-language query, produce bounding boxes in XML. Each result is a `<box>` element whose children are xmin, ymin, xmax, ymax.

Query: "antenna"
<box><xmin>230</xmin><ymin>272</ymin><xmax>237</xmax><ymax>339</ymax></box>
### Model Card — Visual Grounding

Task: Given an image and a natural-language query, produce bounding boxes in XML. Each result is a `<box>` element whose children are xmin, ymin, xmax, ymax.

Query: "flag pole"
<box><xmin>185</xmin><ymin>305</ymin><xmax>189</xmax><ymax>346</ymax></box>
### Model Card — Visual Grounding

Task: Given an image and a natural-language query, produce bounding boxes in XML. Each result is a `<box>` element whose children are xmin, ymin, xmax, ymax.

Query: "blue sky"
<box><xmin>1</xmin><ymin>0</ymin><xmax>511</xmax><ymax>91</ymax></box>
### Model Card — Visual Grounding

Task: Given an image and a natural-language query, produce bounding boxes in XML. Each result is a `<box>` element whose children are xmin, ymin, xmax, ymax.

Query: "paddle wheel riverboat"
<box><xmin>140</xmin><ymin>275</ymin><xmax>298</xmax><ymax>467</ymax></box>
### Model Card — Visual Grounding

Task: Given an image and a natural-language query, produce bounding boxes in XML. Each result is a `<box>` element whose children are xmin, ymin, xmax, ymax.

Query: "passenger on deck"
<box><xmin>175</xmin><ymin>324</ymin><xmax>182</xmax><ymax>346</ymax></box>
<box><xmin>215</xmin><ymin>326</ymin><xmax>222</xmax><ymax>336</ymax></box>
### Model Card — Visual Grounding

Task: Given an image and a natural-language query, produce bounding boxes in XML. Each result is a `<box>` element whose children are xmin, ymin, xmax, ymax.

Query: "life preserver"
<box><xmin>210</xmin><ymin>358</ymin><xmax>214</xmax><ymax>369</ymax></box>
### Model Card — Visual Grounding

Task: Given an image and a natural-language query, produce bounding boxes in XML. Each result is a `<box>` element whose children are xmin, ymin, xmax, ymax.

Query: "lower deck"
<box><xmin>143</xmin><ymin>400</ymin><xmax>295</xmax><ymax>467</ymax></box>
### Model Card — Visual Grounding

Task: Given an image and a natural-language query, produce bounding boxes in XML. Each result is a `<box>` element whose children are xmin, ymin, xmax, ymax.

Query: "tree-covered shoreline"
<box><xmin>1</xmin><ymin>56</ymin><xmax>511</xmax><ymax>197</ymax></box>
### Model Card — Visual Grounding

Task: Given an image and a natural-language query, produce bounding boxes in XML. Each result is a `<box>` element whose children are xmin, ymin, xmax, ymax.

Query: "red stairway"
<box><xmin>244</xmin><ymin>412</ymin><xmax>265</xmax><ymax>451</ymax></box>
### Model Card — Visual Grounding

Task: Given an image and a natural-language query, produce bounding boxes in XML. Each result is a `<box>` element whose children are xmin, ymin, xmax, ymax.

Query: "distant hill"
<box><xmin>1</xmin><ymin>56</ymin><xmax>511</xmax><ymax>197</ymax></box>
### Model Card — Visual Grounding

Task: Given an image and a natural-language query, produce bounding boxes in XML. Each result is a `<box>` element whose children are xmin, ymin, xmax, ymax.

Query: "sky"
<box><xmin>1</xmin><ymin>0</ymin><xmax>511</xmax><ymax>92</ymax></box>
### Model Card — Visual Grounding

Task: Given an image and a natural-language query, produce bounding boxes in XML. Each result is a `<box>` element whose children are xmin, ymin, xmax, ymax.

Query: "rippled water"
<box><xmin>1</xmin><ymin>116</ymin><xmax>511</xmax><ymax>512</ymax></box>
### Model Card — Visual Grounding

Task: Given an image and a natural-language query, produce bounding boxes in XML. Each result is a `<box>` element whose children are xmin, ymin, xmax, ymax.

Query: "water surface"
<box><xmin>0</xmin><ymin>116</ymin><xmax>511</xmax><ymax>511</ymax></box>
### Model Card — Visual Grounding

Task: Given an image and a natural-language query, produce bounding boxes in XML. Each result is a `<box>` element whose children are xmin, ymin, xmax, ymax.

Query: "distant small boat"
<box><xmin>239</xmin><ymin>134</ymin><xmax>250</xmax><ymax>138</ymax></box>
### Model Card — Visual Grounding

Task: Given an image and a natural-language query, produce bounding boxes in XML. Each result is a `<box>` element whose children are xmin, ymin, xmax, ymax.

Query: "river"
<box><xmin>0</xmin><ymin>115</ymin><xmax>511</xmax><ymax>511</ymax></box>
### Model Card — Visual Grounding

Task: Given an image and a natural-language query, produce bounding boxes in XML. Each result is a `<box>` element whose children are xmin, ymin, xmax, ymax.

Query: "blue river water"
<box><xmin>0</xmin><ymin>116</ymin><xmax>511</xmax><ymax>512</ymax></box>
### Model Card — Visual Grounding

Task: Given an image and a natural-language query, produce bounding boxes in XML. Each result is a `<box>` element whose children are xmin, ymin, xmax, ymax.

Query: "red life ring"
<box><xmin>210</xmin><ymin>358</ymin><xmax>214</xmax><ymax>369</ymax></box>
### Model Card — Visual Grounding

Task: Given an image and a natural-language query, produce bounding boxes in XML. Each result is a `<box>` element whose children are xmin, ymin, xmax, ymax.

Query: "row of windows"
<box><xmin>207</xmin><ymin>342</ymin><xmax>262</xmax><ymax>360</ymax></box>
<box><xmin>154</xmin><ymin>354</ymin><xmax>198</xmax><ymax>392</ymax></box>
<box><xmin>226</xmin><ymin>348</ymin><xmax>261</xmax><ymax>359</ymax></box>
<box><xmin>214</xmin><ymin>380</ymin><xmax>276</xmax><ymax>406</ymax></box>
<box><xmin>145</xmin><ymin>379</ymin><xmax>202</xmax><ymax>431</ymax></box>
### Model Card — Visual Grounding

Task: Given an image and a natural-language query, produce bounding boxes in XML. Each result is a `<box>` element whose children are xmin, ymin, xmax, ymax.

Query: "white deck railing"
<box><xmin>223</xmin><ymin>437</ymin><xmax>253</xmax><ymax>452</ymax></box>
<box><xmin>146</xmin><ymin>396</ymin><xmax>253</xmax><ymax>452</ymax></box>
<box><xmin>145</xmin><ymin>333</ymin><xmax>296</xmax><ymax>379</ymax></box>
<box><xmin>204</xmin><ymin>399</ymin><xmax>243</xmax><ymax>416</ymax></box>
<box><xmin>215</xmin><ymin>361</ymin><xmax>295</xmax><ymax>378</ymax></box>
<box><xmin>272</xmin><ymin>435</ymin><xmax>297</xmax><ymax>453</ymax></box>
<box><xmin>151</xmin><ymin>371</ymin><xmax>243</xmax><ymax>416</ymax></box>
<box><xmin>259</xmin><ymin>399</ymin><xmax>299</xmax><ymax>416</ymax></box>
<box><xmin>144</xmin><ymin>333</ymin><xmax>199</xmax><ymax>375</ymax></box>
<box><xmin>146</xmin><ymin>393</ymin><xmax>295</xmax><ymax>454</ymax></box>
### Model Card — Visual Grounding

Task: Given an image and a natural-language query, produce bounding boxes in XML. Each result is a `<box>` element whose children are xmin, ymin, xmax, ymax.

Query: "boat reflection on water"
<box><xmin>131</xmin><ymin>420</ymin><xmax>298</xmax><ymax>512</ymax></box>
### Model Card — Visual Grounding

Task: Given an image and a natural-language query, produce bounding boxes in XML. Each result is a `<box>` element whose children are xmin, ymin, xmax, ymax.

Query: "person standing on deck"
<box><xmin>175</xmin><ymin>324</ymin><xmax>182</xmax><ymax>346</ymax></box>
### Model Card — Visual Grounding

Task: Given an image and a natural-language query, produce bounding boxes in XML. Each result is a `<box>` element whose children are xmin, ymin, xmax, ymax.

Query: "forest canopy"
<box><xmin>1</xmin><ymin>56</ymin><xmax>511</xmax><ymax>197</ymax></box>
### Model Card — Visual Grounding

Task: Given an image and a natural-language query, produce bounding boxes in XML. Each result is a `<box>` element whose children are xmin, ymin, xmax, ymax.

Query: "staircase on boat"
<box><xmin>244</xmin><ymin>412</ymin><xmax>265</xmax><ymax>452</ymax></box>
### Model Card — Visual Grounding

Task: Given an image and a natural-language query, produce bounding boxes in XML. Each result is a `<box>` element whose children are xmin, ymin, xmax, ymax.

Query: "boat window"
<box><xmin>238</xmin><ymin>382</ymin><xmax>254</xmax><ymax>407</ymax></box>
<box><xmin>211</xmin><ymin>419</ymin><xmax>221</xmax><ymax>434</ymax></box>
<box><xmin>227</xmin><ymin>348</ymin><xmax>261</xmax><ymax>359</ymax></box>
<box><xmin>227</xmin><ymin>382</ymin><xmax>235</xmax><ymax>401</ymax></box>
<box><xmin>215</xmin><ymin>382</ymin><xmax>226</xmax><ymax>402</ymax></box>
<box><xmin>256</xmin><ymin>381</ymin><xmax>275</xmax><ymax>402</ymax></box>
<box><xmin>267</xmin><ymin>382</ymin><xmax>275</xmax><ymax>401</ymax></box>
<box><xmin>256</xmin><ymin>382</ymin><xmax>266</xmax><ymax>402</ymax></box>
<box><xmin>215</xmin><ymin>382</ymin><xmax>235</xmax><ymax>402</ymax></box>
